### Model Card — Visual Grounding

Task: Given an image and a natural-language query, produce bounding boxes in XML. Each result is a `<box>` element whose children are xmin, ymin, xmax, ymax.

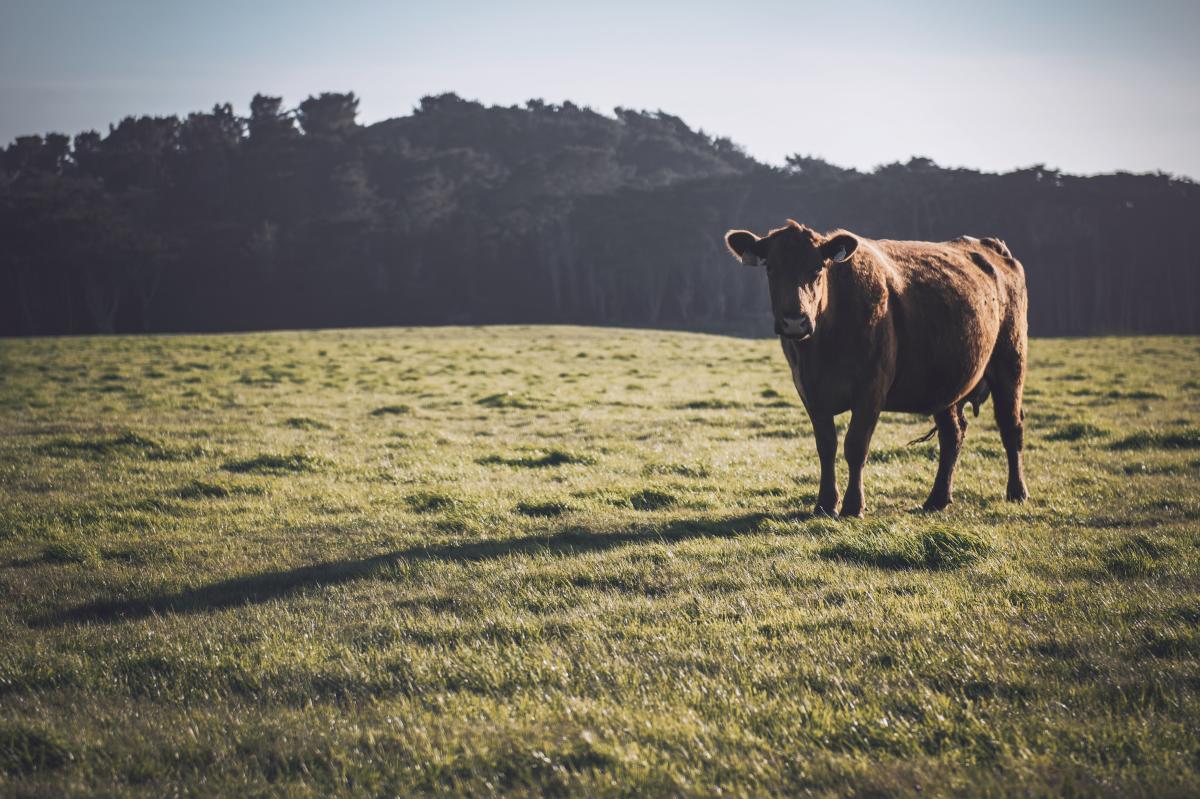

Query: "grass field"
<box><xmin>1</xmin><ymin>326</ymin><xmax>1198</xmax><ymax>797</ymax></box>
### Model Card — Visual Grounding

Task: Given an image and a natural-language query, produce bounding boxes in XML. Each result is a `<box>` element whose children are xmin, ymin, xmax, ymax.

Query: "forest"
<box><xmin>3</xmin><ymin>91</ymin><xmax>1197</xmax><ymax>337</ymax></box>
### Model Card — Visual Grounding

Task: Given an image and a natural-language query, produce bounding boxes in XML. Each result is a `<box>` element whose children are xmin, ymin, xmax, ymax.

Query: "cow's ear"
<box><xmin>725</xmin><ymin>230</ymin><xmax>766</xmax><ymax>266</ymax></box>
<box><xmin>820</xmin><ymin>233</ymin><xmax>858</xmax><ymax>264</ymax></box>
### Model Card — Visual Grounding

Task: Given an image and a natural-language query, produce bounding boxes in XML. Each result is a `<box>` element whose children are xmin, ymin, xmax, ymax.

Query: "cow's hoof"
<box><xmin>839</xmin><ymin>500</ymin><xmax>864</xmax><ymax>519</ymax></box>
<box><xmin>813</xmin><ymin>505</ymin><xmax>839</xmax><ymax>520</ymax></box>
<box><xmin>922</xmin><ymin>494</ymin><xmax>952</xmax><ymax>512</ymax></box>
<box><xmin>1006</xmin><ymin>484</ymin><xmax>1029</xmax><ymax>502</ymax></box>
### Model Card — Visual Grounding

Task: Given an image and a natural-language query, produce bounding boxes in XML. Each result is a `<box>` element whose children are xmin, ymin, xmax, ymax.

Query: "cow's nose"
<box><xmin>776</xmin><ymin>315</ymin><xmax>814</xmax><ymax>339</ymax></box>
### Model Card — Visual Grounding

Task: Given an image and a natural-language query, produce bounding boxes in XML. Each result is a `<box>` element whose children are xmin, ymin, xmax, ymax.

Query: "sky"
<box><xmin>2</xmin><ymin>0</ymin><xmax>1198</xmax><ymax>178</ymax></box>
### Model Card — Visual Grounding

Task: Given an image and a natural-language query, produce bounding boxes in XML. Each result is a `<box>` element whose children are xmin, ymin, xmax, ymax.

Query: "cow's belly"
<box><xmin>886</xmin><ymin>287</ymin><xmax>1002</xmax><ymax>414</ymax></box>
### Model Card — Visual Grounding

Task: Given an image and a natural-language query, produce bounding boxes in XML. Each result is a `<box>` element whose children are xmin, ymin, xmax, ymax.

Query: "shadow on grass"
<box><xmin>35</xmin><ymin>512</ymin><xmax>774</xmax><ymax>627</ymax></box>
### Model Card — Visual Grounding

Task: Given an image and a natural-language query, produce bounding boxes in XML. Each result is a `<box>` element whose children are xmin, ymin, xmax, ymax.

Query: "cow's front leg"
<box><xmin>841</xmin><ymin>401</ymin><xmax>882</xmax><ymax>518</ymax></box>
<box><xmin>810</xmin><ymin>412</ymin><xmax>839</xmax><ymax>517</ymax></box>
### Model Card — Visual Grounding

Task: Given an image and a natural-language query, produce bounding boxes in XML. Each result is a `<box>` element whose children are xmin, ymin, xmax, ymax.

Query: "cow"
<box><xmin>724</xmin><ymin>220</ymin><xmax>1029</xmax><ymax>518</ymax></box>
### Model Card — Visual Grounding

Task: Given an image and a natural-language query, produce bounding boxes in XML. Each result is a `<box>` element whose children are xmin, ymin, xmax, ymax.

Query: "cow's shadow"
<box><xmin>36</xmin><ymin>511</ymin><xmax>779</xmax><ymax>627</ymax></box>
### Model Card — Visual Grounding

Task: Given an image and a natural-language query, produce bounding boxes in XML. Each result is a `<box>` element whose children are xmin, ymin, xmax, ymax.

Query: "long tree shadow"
<box><xmin>35</xmin><ymin>511</ymin><xmax>775</xmax><ymax>627</ymax></box>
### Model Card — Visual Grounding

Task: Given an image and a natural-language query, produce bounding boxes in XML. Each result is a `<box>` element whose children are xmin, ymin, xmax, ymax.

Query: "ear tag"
<box><xmin>833</xmin><ymin>247</ymin><xmax>847</xmax><ymax>262</ymax></box>
<box><xmin>740</xmin><ymin>252</ymin><xmax>762</xmax><ymax>266</ymax></box>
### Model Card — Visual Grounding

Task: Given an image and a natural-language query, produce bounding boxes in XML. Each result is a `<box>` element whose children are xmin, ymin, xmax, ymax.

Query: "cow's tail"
<box><xmin>907</xmin><ymin>425</ymin><xmax>938</xmax><ymax>446</ymax></box>
<box><xmin>906</xmin><ymin>380</ymin><xmax>992</xmax><ymax>446</ymax></box>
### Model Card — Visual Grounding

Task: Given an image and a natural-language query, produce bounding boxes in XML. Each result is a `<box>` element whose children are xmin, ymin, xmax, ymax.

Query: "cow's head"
<box><xmin>724</xmin><ymin>220</ymin><xmax>858</xmax><ymax>341</ymax></box>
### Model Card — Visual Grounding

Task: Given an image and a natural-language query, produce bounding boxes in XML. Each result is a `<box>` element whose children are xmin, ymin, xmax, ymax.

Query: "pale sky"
<box><xmin>2</xmin><ymin>0</ymin><xmax>1198</xmax><ymax>178</ymax></box>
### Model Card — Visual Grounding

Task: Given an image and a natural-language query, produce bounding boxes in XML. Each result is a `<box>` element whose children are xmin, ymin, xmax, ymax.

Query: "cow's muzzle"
<box><xmin>775</xmin><ymin>315</ymin><xmax>814</xmax><ymax>341</ymax></box>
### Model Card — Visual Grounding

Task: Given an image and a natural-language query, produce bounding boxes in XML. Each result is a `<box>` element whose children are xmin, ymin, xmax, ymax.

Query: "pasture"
<box><xmin>1</xmin><ymin>326</ymin><xmax>1198</xmax><ymax>796</ymax></box>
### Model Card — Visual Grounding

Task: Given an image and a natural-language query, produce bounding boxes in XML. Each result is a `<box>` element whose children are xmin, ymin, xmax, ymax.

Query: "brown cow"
<box><xmin>724</xmin><ymin>220</ymin><xmax>1029</xmax><ymax>517</ymax></box>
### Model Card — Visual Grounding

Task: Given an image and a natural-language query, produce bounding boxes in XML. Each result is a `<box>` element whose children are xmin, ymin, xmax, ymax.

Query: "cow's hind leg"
<box><xmin>986</xmin><ymin>341</ymin><xmax>1029</xmax><ymax>502</ymax></box>
<box><xmin>923</xmin><ymin>407</ymin><xmax>965</xmax><ymax>511</ymax></box>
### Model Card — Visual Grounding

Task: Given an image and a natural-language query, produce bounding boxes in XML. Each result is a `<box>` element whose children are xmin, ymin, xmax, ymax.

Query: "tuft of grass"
<box><xmin>36</xmin><ymin>431</ymin><xmax>195</xmax><ymax>461</ymax></box>
<box><xmin>477</xmin><ymin>449</ymin><xmax>595</xmax><ymax>468</ymax></box>
<box><xmin>222</xmin><ymin>453</ymin><xmax>321</xmax><ymax>474</ymax></box>
<box><xmin>370</xmin><ymin>404</ymin><xmax>411</xmax><ymax>417</ymax></box>
<box><xmin>642</xmin><ymin>462</ymin><xmax>711</xmax><ymax>479</ymax></box>
<box><xmin>626</xmin><ymin>489</ymin><xmax>678</xmax><ymax>511</ymax></box>
<box><xmin>1102</xmin><ymin>533</ymin><xmax>1177</xmax><ymax>578</ymax></box>
<box><xmin>0</xmin><ymin>723</ymin><xmax>71</xmax><ymax>775</ymax></box>
<box><xmin>675</xmin><ymin>398</ymin><xmax>742</xmax><ymax>410</ymax></box>
<box><xmin>1111</xmin><ymin>428</ymin><xmax>1200</xmax><ymax>450</ymax></box>
<box><xmin>1105</xmin><ymin>389</ymin><xmax>1167</xmax><ymax>400</ymax></box>
<box><xmin>405</xmin><ymin>490</ymin><xmax>474</xmax><ymax>514</ymax></box>
<box><xmin>284</xmin><ymin>416</ymin><xmax>330</xmax><ymax>430</ymax></box>
<box><xmin>1046</xmin><ymin>422</ymin><xmax>1110</xmax><ymax>441</ymax></box>
<box><xmin>173</xmin><ymin>480</ymin><xmax>229</xmax><ymax>499</ymax></box>
<box><xmin>40</xmin><ymin>539</ymin><xmax>98</xmax><ymax>565</ymax></box>
<box><xmin>514</xmin><ymin>500</ymin><xmax>573</xmax><ymax>518</ymax></box>
<box><xmin>820</xmin><ymin>521</ymin><xmax>990</xmax><ymax>570</ymax></box>
<box><xmin>477</xmin><ymin>392</ymin><xmax>537</xmax><ymax>409</ymax></box>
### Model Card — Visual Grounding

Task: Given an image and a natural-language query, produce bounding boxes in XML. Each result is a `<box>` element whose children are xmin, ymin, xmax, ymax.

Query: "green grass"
<box><xmin>0</xmin><ymin>327</ymin><xmax>1198</xmax><ymax>796</ymax></box>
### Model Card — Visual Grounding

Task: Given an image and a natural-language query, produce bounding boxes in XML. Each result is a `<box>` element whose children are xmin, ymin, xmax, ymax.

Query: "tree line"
<box><xmin>2</xmin><ymin>91</ymin><xmax>1197</xmax><ymax>337</ymax></box>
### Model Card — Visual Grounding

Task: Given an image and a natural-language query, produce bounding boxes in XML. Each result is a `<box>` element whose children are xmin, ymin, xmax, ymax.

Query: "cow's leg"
<box><xmin>840</xmin><ymin>402</ymin><xmax>881</xmax><ymax>518</ymax></box>
<box><xmin>810</xmin><ymin>412</ymin><xmax>839</xmax><ymax>517</ymax></box>
<box><xmin>923</xmin><ymin>407</ymin><xmax>965</xmax><ymax>511</ymax></box>
<box><xmin>987</xmin><ymin>343</ymin><xmax>1029</xmax><ymax>502</ymax></box>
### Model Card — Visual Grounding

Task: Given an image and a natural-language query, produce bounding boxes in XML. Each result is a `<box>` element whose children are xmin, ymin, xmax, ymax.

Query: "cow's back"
<box><xmin>868</xmin><ymin>236</ymin><xmax>1024</xmax><ymax>414</ymax></box>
